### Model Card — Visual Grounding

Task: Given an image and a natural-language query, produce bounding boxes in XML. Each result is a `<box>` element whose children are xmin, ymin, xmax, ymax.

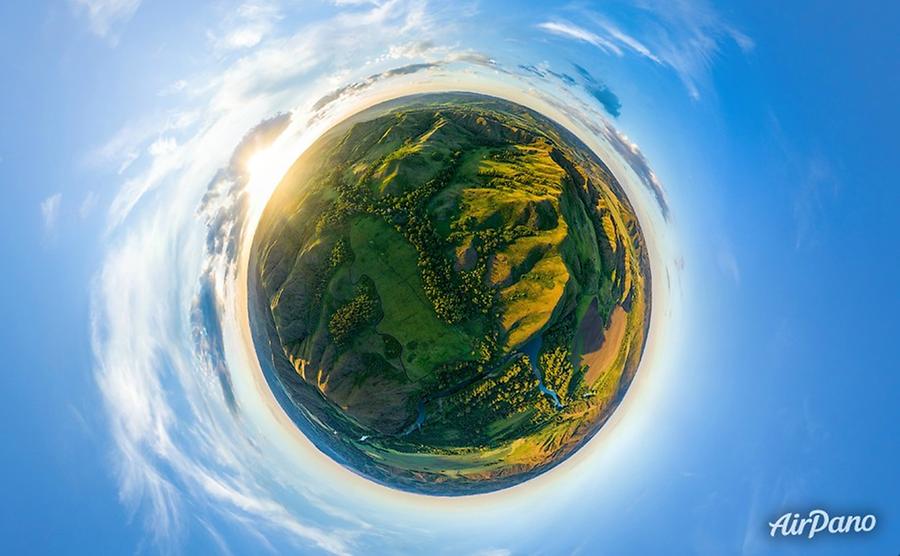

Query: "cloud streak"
<box><xmin>92</xmin><ymin>174</ymin><xmax>356</xmax><ymax>554</ymax></box>
<box><xmin>537</xmin><ymin>20</ymin><xmax>623</xmax><ymax>55</ymax></box>
<box><xmin>538</xmin><ymin>1</ymin><xmax>753</xmax><ymax>99</ymax></box>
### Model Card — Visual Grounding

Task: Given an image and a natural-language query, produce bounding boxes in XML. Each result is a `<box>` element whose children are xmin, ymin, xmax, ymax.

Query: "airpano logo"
<box><xmin>769</xmin><ymin>509</ymin><xmax>876</xmax><ymax>539</ymax></box>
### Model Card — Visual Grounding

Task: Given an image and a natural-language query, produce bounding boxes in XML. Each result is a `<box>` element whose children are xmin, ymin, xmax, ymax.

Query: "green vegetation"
<box><xmin>249</xmin><ymin>93</ymin><xmax>651</xmax><ymax>495</ymax></box>
<box><xmin>538</xmin><ymin>315</ymin><xmax>577</xmax><ymax>404</ymax></box>
<box><xmin>328</xmin><ymin>277</ymin><xmax>380</xmax><ymax>347</ymax></box>
<box><xmin>348</xmin><ymin>215</ymin><xmax>473</xmax><ymax>380</ymax></box>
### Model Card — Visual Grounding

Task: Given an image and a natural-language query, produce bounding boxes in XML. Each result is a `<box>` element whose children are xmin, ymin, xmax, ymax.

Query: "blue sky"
<box><xmin>1</xmin><ymin>1</ymin><xmax>898</xmax><ymax>554</ymax></box>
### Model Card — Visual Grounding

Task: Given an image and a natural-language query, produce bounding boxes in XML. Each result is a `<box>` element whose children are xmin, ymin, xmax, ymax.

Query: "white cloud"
<box><xmin>209</xmin><ymin>1</ymin><xmax>282</xmax><ymax>52</ymax></box>
<box><xmin>72</xmin><ymin>0</ymin><xmax>142</xmax><ymax>40</ymax></box>
<box><xmin>222</xmin><ymin>28</ymin><xmax>264</xmax><ymax>49</ymax></box>
<box><xmin>106</xmin><ymin>134</ymin><xmax>186</xmax><ymax>231</ymax></box>
<box><xmin>382</xmin><ymin>39</ymin><xmax>437</xmax><ymax>61</ymax></box>
<box><xmin>148</xmin><ymin>136</ymin><xmax>178</xmax><ymax>157</ymax></box>
<box><xmin>538</xmin><ymin>1</ymin><xmax>753</xmax><ymax>99</ymax></box>
<box><xmin>728</xmin><ymin>26</ymin><xmax>756</xmax><ymax>53</ymax></box>
<box><xmin>85</xmin><ymin>110</ymin><xmax>199</xmax><ymax>174</ymax></box>
<box><xmin>41</xmin><ymin>193</ymin><xmax>62</xmax><ymax>234</ymax></box>
<box><xmin>117</xmin><ymin>150</ymin><xmax>140</xmax><ymax>174</ymax></box>
<box><xmin>89</xmin><ymin>125</ymin><xmax>141</xmax><ymax>169</ymax></box>
<box><xmin>537</xmin><ymin>21</ymin><xmax>622</xmax><ymax>56</ymax></box>
<box><xmin>92</xmin><ymin>204</ymin><xmax>356</xmax><ymax>552</ymax></box>
<box><xmin>195</xmin><ymin>474</ymin><xmax>352</xmax><ymax>555</ymax></box>
<box><xmin>590</xmin><ymin>17</ymin><xmax>661</xmax><ymax>64</ymax></box>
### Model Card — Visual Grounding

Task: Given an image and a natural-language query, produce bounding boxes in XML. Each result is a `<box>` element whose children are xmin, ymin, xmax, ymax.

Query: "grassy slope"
<box><xmin>460</xmin><ymin>142</ymin><xmax>572</xmax><ymax>349</ymax></box>
<box><xmin>348</xmin><ymin>216</ymin><xmax>475</xmax><ymax>382</ymax></box>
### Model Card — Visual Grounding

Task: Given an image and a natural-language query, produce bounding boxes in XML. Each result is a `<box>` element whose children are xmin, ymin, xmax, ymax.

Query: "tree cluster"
<box><xmin>323</xmin><ymin>148</ymin><xmax>499</xmax><ymax>330</ymax></box>
<box><xmin>538</xmin><ymin>315</ymin><xmax>577</xmax><ymax>403</ymax></box>
<box><xmin>328</xmin><ymin>277</ymin><xmax>381</xmax><ymax>347</ymax></box>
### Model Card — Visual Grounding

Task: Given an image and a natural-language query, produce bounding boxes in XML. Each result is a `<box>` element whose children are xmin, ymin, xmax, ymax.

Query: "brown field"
<box><xmin>582</xmin><ymin>305</ymin><xmax>627</xmax><ymax>384</ymax></box>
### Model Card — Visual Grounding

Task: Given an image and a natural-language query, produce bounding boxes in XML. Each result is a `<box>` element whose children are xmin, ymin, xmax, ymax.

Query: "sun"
<box><xmin>244</xmin><ymin>147</ymin><xmax>282</xmax><ymax>202</ymax></box>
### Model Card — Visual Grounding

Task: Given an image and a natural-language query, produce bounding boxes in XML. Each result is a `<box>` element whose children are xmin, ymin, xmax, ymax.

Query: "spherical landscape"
<box><xmin>248</xmin><ymin>93</ymin><xmax>651</xmax><ymax>495</ymax></box>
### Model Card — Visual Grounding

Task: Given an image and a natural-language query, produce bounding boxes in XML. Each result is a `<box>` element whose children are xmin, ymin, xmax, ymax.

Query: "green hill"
<box><xmin>248</xmin><ymin>92</ymin><xmax>651</xmax><ymax>495</ymax></box>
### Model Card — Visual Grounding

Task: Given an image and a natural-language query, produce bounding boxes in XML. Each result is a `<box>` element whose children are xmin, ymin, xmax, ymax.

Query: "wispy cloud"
<box><xmin>72</xmin><ymin>0</ymin><xmax>142</xmax><ymax>41</ymax></box>
<box><xmin>589</xmin><ymin>16</ymin><xmax>660</xmax><ymax>64</ymax></box>
<box><xmin>41</xmin><ymin>193</ymin><xmax>62</xmax><ymax>234</ymax></box>
<box><xmin>765</xmin><ymin>112</ymin><xmax>839</xmax><ymax>250</ymax></box>
<box><xmin>793</xmin><ymin>155</ymin><xmax>838</xmax><ymax>250</ymax></box>
<box><xmin>310</xmin><ymin>62</ymin><xmax>441</xmax><ymax>114</ymax></box>
<box><xmin>208</xmin><ymin>1</ymin><xmax>283</xmax><ymax>51</ymax></box>
<box><xmin>92</xmin><ymin>202</ymin><xmax>356</xmax><ymax>553</ymax></box>
<box><xmin>537</xmin><ymin>21</ymin><xmax>622</xmax><ymax>55</ymax></box>
<box><xmin>538</xmin><ymin>1</ymin><xmax>753</xmax><ymax>99</ymax></box>
<box><xmin>85</xmin><ymin>110</ymin><xmax>198</xmax><ymax>175</ymax></box>
<box><xmin>106</xmin><ymin>133</ymin><xmax>186</xmax><ymax>231</ymax></box>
